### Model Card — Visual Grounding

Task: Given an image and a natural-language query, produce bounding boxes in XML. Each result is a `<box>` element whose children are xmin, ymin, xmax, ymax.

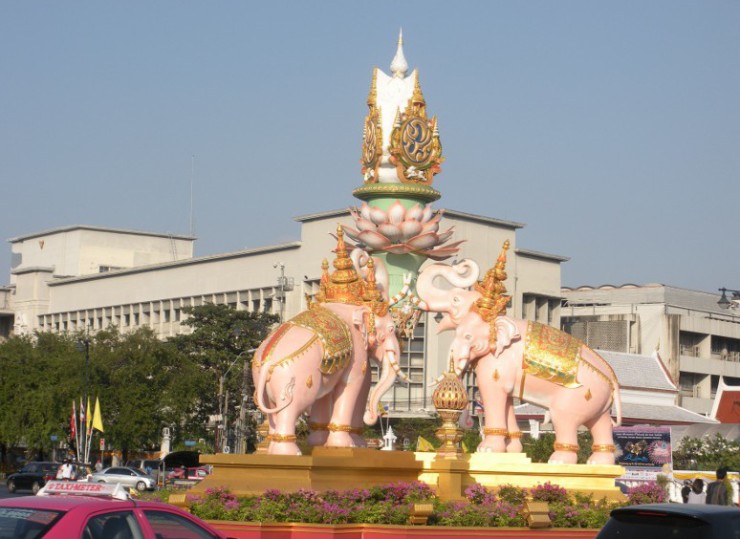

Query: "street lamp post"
<box><xmin>274</xmin><ymin>262</ymin><xmax>286</xmax><ymax>323</ymax></box>
<box><xmin>718</xmin><ymin>288</ymin><xmax>740</xmax><ymax>310</ymax></box>
<box><xmin>218</xmin><ymin>345</ymin><xmax>258</xmax><ymax>453</ymax></box>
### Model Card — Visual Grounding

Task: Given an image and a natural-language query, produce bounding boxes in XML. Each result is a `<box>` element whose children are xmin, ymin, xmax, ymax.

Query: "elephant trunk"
<box><xmin>363</xmin><ymin>350</ymin><xmax>399</xmax><ymax>425</ymax></box>
<box><xmin>415</xmin><ymin>260</ymin><xmax>480</xmax><ymax>312</ymax></box>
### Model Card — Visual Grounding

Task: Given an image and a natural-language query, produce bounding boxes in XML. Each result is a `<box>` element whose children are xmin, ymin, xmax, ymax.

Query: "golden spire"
<box><xmin>367</xmin><ymin>67</ymin><xmax>378</xmax><ymax>107</ymax></box>
<box><xmin>473</xmin><ymin>240</ymin><xmax>511</xmax><ymax>322</ymax></box>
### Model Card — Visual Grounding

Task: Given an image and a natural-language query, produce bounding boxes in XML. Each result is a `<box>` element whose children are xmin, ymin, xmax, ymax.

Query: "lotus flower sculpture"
<box><xmin>345</xmin><ymin>201</ymin><xmax>463</xmax><ymax>261</ymax></box>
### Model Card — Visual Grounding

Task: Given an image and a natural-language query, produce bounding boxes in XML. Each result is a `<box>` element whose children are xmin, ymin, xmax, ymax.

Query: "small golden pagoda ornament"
<box><xmin>432</xmin><ymin>356</ymin><xmax>469</xmax><ymax>457</ymax></box>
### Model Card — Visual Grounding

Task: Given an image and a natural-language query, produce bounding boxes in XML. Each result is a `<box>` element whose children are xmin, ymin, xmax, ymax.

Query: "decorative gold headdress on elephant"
<box><xmin>315</xmin><ymin>225</ymin><xmax>388</xmax><ymax>321</ymax></box>
<box><xmin>471</xmin><ymin>240</ymin><xmax>511</xmax><ymax>351</ymax></box>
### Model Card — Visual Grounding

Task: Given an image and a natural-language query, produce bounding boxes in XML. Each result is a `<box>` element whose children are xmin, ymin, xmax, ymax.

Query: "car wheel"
<box><xmin>98</xmin><ymin>480</ymin><xmax>106</xmax><ymax>483</ymax></box>
<box><xmin>135</xmin><ymin>481</ymin><xmax>147</xmax><ymax>492</ymax></box>
<box><xmin>31</xmin><ymin>482</ymin><xmax>41</xmax><ymax>494</ymax></box>
<box><xmin>7</xmin><ymin>480</ymin><xmax>16</xmax><ymax>493</ymax></box>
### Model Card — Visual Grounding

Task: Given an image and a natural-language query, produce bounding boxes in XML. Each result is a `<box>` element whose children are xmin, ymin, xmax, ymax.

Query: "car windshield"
<box><xmin>599</xmin><ymin>512</ymin><xmax>711</xmax><ymax>539</ymax></box>
<box><xmin>0</xmin><ymin>507</ymin><xmax>64</xmax><ymax>539</ymax></box>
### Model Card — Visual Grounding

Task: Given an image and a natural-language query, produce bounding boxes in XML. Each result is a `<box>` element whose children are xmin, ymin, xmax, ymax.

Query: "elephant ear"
<box><xmin>493</xmin><ymin>316</ymin><xmax>520</xmax><ymax>357</ymax></box>
<box><xmin>352</xmin><ymin>307</ymin><xmax>372</xmax><ymax>349</ymax></box>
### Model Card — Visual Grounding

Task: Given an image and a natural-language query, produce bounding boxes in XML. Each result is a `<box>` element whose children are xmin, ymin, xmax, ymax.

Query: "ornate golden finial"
<box><xmin>367</xmin><ymin>67</ymin><xmax>378</xmax><ymax>107</ymax></box>
<box><xmin>409</xmin><ymin>71</ymin><xmax>426</xmax><ymax>113</ymax></box>
<box><xmin>472</xmin><ymin>241</ymin><xmax>511</xmax><ymax>351</ymax></box>
<box><xmin>315</xmin><ymin>226</ymin><xmax>388</xmax><ymax>317</ymax></box>
<box><xmin>432</xmin><ymin>355</ymin><xmax>469</xmax><ymax>457</ymax></box>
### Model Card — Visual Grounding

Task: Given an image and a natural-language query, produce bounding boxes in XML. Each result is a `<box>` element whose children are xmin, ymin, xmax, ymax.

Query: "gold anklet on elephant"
<box><xmin>327</xmin><ymin>423</ymin><xmax>353</xmax><ymax>432</ymax></box>
<box><xmin>507</xmin><ymin>431</ymin><xmax>523</xmax><ymax>438</ymax></box>
<box><xmin>308</xmin><ymin>422</ymin><xmax>329</xmax><ymax>431</ymax></box>
<box><xmin>482</xmin><ymin>427</ymin><xmax>508</xmax><ymax>437</ymax></box>
<box><xmin>553</xmin><ymin>442</ymin><xmax>580</xmax><ymax>453</ymax></box>
<box><xmin>268</xmin><ymin>433</ymin><xmax>297</xmax><ymax>443</ymax></box>
<box><xmin>350</xmin><ymin>426</ymin><xmax>364</xmax><ymax>434</ymax></box>
<box><xmin>591</xmin><ymin>444</ymin><xmax>616</xmax><ymax>453</ymax></box>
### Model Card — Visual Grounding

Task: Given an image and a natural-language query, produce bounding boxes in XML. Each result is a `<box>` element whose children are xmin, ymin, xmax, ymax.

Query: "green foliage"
<box><xmin>521</xmin><ymin>431</ymin><xmax>593</xmax><ymax>464</ymax></box>
<box><xmin>495</xmin><ymin>484</ymin><xmax>527</xmax><ymax>505</ymax></box>
<box><xmin>0</xmin><ymin>303</ymin><xmax>278</xmax><ymax>461</ymax></box>
<box><xmin>672</xmin><ymin>434</ymin><xmax>740</xmax><ymax>471</ymax></box>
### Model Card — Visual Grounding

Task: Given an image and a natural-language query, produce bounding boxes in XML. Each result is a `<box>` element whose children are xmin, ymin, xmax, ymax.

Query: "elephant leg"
<box><xmin>307</xmin><ymin>395</ymin><xmax>332</xmax><ymax>447</ymax></box>
<box><xmin>325</xmin><ymin>382</ymin><xmax>358</xmax><ymax>448</ymax></box>
<box><xmin>267</xmin><ymin>408</ymin><xmax>303</xmax><ymax>456</ymax></box>
<box><xmin>477</xmin><ymin>395</ymin><xmax>509</xmax><ymax>453</ymax></box>
<box><xmin>585</xmin><ymin>412</ymin><xmax>616</xmax><ymax>465</ymax></box>
<box><xmin>505</xmin><ymin>400</ymin><xmax>523</xmax><ymax>453</ymax></box>
<box><xmin>349</xmin><ymin>367</ymin><xmax>371</xmax><ymax>448</ymax></box>
<box><xmin>548</xmin><ymin>412</ymin><xmax>579</xmax><ymax>464</ymax></box>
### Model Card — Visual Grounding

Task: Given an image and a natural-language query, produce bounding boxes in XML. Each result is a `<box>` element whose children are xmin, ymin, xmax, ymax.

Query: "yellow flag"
<box><xmin>92</xmin><ymin>397</ymin><xmax>104</xmax><ymax>433</ymax></box>
<box><xmin>416</xmin><ymin>436</ymin><xmax>435</xmax><ymax>452</ymax></box>
<box><xmin>86</xmin><ymin>397</ymin><xmax>92</xmax><ymax>434</ymax></box>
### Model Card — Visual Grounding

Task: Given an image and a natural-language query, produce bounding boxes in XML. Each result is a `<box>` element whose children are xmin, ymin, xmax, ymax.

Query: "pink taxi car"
<box><xmin>0</xmin><ymin>481</ymin><xmax>232</xmax><ymax>539</ymax></box>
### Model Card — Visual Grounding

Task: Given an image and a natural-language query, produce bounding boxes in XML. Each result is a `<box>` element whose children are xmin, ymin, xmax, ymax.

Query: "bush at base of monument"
<box><xmin>186</xmin><ymin>481</ymin><xmax>626</xmax><ymax>528</ymax></box>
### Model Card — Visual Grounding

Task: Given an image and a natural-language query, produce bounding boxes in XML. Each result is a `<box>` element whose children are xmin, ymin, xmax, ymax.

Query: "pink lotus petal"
<box><xmin>377</xmin><ymin>222</ymin><xmax>403</xmax><ymax>243</ymax></box>
<box><xmin>407</xmin><ymin>232</ymin><xmax>439</xmax><ymax>250</ymax></box>
<box><xmin>436</xmin><ymin>227</ymin><xmax>455</xmax><ymax>244</ymax></box>
<box><xmin>424</xmin><ymin>243</ymin><xmax>465</xmax><ymax>260</ymax></box>
<box><xmin>360</xmin><ymin>203</ymin><xmax>372</xmax><ymax>222</ymax></box>
<box><xmin>355</xmin><ymin>217</ymin><xmax>378</xmax><ymax>233</ymax></box>
<box><xmin>342</xmin><ymin>226</ymin><xmax>362</xmax><ymax>242</ymax></box>
<box><xmin>420</xmin><ymin>218</ymin><xmax>440</xmax><ymax>235</ymax></box>
<box><xmin>369</xmin><ymin>206</ymin><xmax>387</xmax><ymax>226</ymax></box>
<box><xmin>421</xmin><ymin>204</ymin><xmax>433</xmax><ymax>223</ymax></box>
<box><xmin>388</xmin><ymin>200</ymin><xmax>406</xmax><ymax>225</ymax></box>
<box><xmin>406</xmin><ymin>203</ymin><xmax>423</xmax><ymax>222</ymax></box>
<box><xmin>385</xmin><ymin>244</ymin><xmax>413</xmax><ymax>254</ymax></box>
<box><xmin>399</xmin><ymin>220</ymin><xmax>423</xmax><ymax>239</ymax></box>
<box><xmin>357</xmin><ymin>229</ymin><xmax>392</xmax><ymax>249</ymax></box>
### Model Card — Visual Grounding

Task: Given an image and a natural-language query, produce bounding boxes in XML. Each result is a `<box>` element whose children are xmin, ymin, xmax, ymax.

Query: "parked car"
<box><xmin>596</xmin><ymin>503</ymin><xmax>740</xmax><ymax>539</ymax></box>
<box><xmin>0</xmin><ymin>480</ymin><xmax>230</xmax><ymax>538</ymax></box>
<box><xmin>5</xmin><ymin>461</ymin><xmax>59</xmax><ymax>494</ymax></box>
<box><xmin>125</xmin><ymin>458</ymin><xmax>162</xmax><ymax>475</ymax></box>
<box><xmin>88</xmin><ymin>466</ymin><xmax>156</xmax><ymax>491</ymax></box>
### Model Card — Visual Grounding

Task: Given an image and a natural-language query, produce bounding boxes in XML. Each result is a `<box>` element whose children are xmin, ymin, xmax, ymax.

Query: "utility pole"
<box><xmin>274</xmin><ymin>262</ymin><xmax>286</xmax><ymax>323</ymax></box>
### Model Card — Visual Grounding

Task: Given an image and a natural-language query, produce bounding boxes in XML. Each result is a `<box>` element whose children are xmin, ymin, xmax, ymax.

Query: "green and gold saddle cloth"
<box><xmin>288</xmin><ymin>306</ymin><xmax>353</xmax><ymax>375</ymax></box>
<box><xmin>522</xmin><ymin>321</ymin><xmax>582</xmax><ymax>389</ymax></box>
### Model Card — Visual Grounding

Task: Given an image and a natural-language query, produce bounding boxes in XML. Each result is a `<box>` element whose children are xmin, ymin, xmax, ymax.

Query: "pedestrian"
<box><xmin>688</xmin><ymin>478</ymin><xmax>706</xmax><ymax>504</ymax></box>
<box><xmin>95</xmin><ymin>459</ymin><xmax>103</xmax><ymax>472</ymax></box>
<box><xmin>681</xmin><ymin>480</ymin><xmax>691</xmax><ymax>503</ymax></box>
<box><xmin>60</xmin><ymin>459</ymin><xmax>74</xmax><ymax>481</ymax></box>
<box><xmin>706</xmin><ymin>467</ymin><xmax>733</xmax><ymax>505</ymax></box>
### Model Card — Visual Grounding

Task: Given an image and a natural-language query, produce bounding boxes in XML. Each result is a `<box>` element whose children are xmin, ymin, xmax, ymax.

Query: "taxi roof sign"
<box><xmin>37</xmin><ymin>481</ymin><xmax>130</xmax><ymax>500</ymax></box>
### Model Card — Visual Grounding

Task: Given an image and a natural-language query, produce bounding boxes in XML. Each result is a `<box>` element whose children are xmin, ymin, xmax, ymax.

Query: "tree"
<box><xmin>169</xmin><ymin>304</ymin><xmax>278</xmax><ymax>450</ymax></box>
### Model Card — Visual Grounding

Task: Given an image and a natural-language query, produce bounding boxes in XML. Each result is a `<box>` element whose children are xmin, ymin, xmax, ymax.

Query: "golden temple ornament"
<box><xmin>432</xmin><ymin>356</ymin><xmax>469</xmax><ymax>457</ymax></box>
<box><xmin>388</xmin><ymin>72</ymin><xmax>444</xmax><ymax>186</ymax></box>
<box><xmin>361</xmin><ymin>68</ymin><xmax>383</xmax><ymax>184</ymax></box>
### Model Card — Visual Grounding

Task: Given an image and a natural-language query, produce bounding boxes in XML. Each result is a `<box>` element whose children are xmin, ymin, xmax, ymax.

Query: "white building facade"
<box><xmin>561</xmin><ymin>284</ymin><xmax>740</xmax><ymax>416</ymax></box>
<box><xmin>1</xmin><ymin>209</ymin><xmax>566</xmax><ymax>416</ymax></box>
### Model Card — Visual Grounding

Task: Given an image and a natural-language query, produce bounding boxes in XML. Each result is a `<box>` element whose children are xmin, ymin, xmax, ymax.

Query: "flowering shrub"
<box><xmin>186</xmin><ymin>480</ymin><xmax>633</xmax><ymax>528</ymax></box>
<box><xmin>530</xmin><ymin>482</ymin><xmax>570</xmax><ymax>504</ymax></box>
<box><xmin>627</xmin><ymin>481</ymin><xmax>668</xmax><ymax>505</ymax></box>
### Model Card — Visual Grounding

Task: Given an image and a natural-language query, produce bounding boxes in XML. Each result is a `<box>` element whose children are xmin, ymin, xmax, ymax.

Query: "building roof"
<box><xmin>562</xmin><ymin>283</ymin><xmax>730</xmax><ymax>315</ymax></box>
<box><xmin>516</xmin><ymin>248</ymin><xmax>570</xmax><ymax>263</ymax></box>
<box><xmin>8</xmin><ymin>225</ymin><xmax>196</xmax><ymax>243</ymax></box>
<box><xmin>599</xmin><ymin>350</ymin><xmax>676</xmax><ymax>391</ymax></box>
<box><xmin>515</xmin><ymin>401</ymin><xmax>717</xmax><ymax>425</ymax></box>
<box><xmin>47</xmin><ymin>242</ymin><xmax>302</xmax><ymax>285</ymax></box>
<box><xmin>293</xmin><ymin>207</ymin><xmax>526</xmax><ymax>230</ymax></box>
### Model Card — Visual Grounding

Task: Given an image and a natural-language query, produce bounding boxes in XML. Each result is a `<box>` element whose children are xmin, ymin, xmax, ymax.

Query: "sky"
<box><xmin>1</xmin><ymin>2</ymin><xmax>738</xmax><ymax>293</ymax></box>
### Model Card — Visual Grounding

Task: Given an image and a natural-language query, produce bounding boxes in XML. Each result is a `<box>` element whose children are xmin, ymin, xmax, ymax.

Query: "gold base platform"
<box><xmin>172</xmin><ymin>449</ymin><xmax>625</xmax><ymax>505</ymax></box>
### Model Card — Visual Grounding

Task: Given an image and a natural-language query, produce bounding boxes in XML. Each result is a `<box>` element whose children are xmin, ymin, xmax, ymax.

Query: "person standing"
<box><xmin>60</xmin><ymin>459</ymin><xmax>74</xmax><ymax>481</ymax></box>
<box><xmin>688</xmin><ymin>478</ymin><xmax>706</xmax><ymax>504</ymax></box>
<box><xmin>706</xmin><ymin>467</ymin><xmax>733</xmax><ymax>505</ymax></box>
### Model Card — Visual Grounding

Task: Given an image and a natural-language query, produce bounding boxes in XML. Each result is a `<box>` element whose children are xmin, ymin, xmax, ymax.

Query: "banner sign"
<box><xmin>613</xmin><ymin>426</ymin><xmax>672</xmax><ymax>480</ymax></box>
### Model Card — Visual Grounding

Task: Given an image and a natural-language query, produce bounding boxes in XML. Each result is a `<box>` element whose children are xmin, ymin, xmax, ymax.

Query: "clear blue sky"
<box><xmin>1</xmin><ymin>2</ymin><xmax>738</xmax><ymax>292</ymax></box>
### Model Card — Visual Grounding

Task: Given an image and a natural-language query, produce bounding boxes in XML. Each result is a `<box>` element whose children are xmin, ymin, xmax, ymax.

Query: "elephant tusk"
<box><xmin>387</xmin><ymin>351</ymin><xmax>410</xmax><ymax>384</ymax></box>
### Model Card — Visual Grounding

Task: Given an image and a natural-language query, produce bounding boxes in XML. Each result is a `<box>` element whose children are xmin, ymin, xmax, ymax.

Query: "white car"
<box><xmin>89</xmin><ymin>466</ymin><xmax>156</xmax><ymax>491</ymax></box>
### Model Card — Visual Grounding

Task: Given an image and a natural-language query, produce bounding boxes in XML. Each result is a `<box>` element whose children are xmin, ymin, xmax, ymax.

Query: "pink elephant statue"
<box><xmin>449</xmin><ymin>313</ymin><xmax>622</xmax><ymax>464</ymax></box>
<box><xmin>417</xmin><ymin>242</ymin><xmax>622</xmax><ymax>464</ymax></box>
<box><xmin>252</xmin><ymin>303</ymin><xmax>401</xmax><ymax>455</ymax></box>
<box><xmin>251</xmin><ymin>226</ymin><xmax>408</xmax><ymax>455</ymax></box>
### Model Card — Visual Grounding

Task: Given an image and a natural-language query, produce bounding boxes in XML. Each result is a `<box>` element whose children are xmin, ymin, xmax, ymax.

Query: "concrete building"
<box><xmin>1</xmin><ymin>208</ymin><xmax>566</xmax><ymax>415</ymax></box>
<box><xmin>561</xmin><ymin>284</ymin><xmax>740</xmax><ymax>416</ymax></box>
